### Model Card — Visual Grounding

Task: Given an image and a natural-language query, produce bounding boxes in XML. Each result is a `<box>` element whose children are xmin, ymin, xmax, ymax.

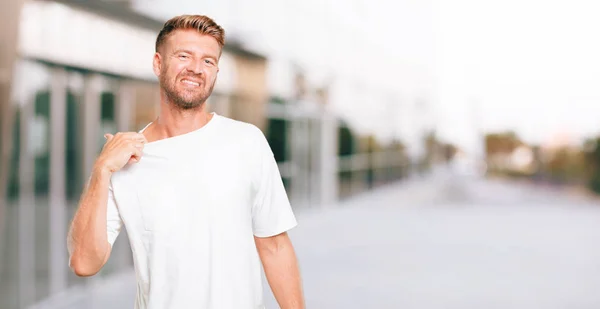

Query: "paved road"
<box><xmin>29</xmin><ymin>175</ymin><xmax>600</xmax><ymax>309</ymax></box>
<box><xmin>263</xmin><ymin>176</ymin><xmax>600</xmax><ymax>309</ymax></box>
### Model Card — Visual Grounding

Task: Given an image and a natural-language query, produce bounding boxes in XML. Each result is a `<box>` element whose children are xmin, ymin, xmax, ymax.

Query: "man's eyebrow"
<box><xmin>172</xmin><ymin>48</ymin><xmax>193</xmax><ymax>55</ymax></box>
<box><xmin>172</xmin><ymin>49</ymin><xmax>218</xmax><ymax>61</ymax></box>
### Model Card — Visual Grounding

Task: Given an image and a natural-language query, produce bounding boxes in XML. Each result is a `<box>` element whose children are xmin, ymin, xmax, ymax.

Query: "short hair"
<box><xmin>155</xmin><ymin>15</ymin><xmax>225</xmax><ymax>53</ymax></box>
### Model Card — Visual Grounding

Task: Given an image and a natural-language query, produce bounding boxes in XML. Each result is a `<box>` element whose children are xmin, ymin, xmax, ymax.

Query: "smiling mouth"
<box><xmin>181</xmin><ymin>79</ymin><xmax>200</xmax><ymax>87</ymax></box>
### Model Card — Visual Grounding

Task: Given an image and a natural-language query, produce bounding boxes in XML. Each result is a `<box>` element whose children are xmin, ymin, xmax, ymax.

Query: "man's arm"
<box><xmin>67</xmin><ymin>132</ymin><xmax>145</xmax><ymax>276</ymax></box>
<box><xmin>255</xmin><ymin>232</ymin><xmax>304</xmax><ymax>309</ymax></box>
<box><xmin>67</xmin><ymin>166</ymin><xmax>113</xmax><ymax>276</ymax></box>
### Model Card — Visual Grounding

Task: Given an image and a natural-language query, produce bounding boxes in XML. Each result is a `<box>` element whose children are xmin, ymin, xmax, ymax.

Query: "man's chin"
<box><xmin>173</xmin><ymin>100</ymin><xmax>203</xmax><ymax>110</ymax></box>
<box><xmin>164</xmin><ymin>85</ymin><xmax>213</xmax><ymax>109</ymax></box>
<box><xmin>172</xmin><ymin>95</ymin><xmax>208</xmax><ymax>110</ymax></box>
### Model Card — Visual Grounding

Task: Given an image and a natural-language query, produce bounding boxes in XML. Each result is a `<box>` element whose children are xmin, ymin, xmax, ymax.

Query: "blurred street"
<box><xmin>30</xmin><ymin>171</ymin><xmax>600</xmax><ymax>309</ymax></box>
<box><xmin>4</xmin><ymin>1</ymin><xmax>600</xmax><ymax>308</ymax></box>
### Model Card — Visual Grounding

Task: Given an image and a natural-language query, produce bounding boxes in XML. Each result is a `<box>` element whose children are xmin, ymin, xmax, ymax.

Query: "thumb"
<box><xmin>104</xmin><ymin>133</ymin><xmax>114</xmax><ymax>141</ymax></box>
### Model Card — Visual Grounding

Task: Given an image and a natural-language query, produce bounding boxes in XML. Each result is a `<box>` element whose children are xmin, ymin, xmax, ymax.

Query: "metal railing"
<box><xmin>338</xmin><ymin>151</ymin><xmax>412</xmax><ymax>199</ymax></box>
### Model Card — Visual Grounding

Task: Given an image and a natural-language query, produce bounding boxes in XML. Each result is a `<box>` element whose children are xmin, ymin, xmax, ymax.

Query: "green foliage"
<box><xmin>338</xmin><ymin>123</ymin><xmax>355</xmax><ymax>156</ymax></box>
<box><xmin>585</xmin><ymin>137</ymin><xmax>600</xmax><ymax>194</ymax></box>
<box><xmin>267</xmin><ymin>118</ymin><xmax>288</xmax><ymax>163</ymax></box>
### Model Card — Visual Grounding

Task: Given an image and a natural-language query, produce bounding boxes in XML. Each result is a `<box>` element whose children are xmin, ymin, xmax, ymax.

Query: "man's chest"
<box><xmin>111</xmin><ymin>157</ymin><xmax>254</xmax><ymax>235</ymax></box>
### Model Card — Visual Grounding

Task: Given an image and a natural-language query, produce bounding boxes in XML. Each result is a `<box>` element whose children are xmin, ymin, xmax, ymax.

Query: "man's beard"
<box><xmin>160</xmin><ymin>73</ymin><xmax>215</xmax><ymax>110</ymax></box>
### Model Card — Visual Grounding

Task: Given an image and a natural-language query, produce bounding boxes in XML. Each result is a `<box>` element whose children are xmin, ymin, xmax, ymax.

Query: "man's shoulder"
<box><xmin>216</xmin><ymin>115</ymin><xmax>266</xmax><ymax>139</ymax></box>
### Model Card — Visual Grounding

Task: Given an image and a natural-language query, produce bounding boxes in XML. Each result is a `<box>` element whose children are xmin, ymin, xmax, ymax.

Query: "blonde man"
<box><xmin>67</xmin><ymin>15</ymin><xmax>304</xmax><ymax>309</ymax></box>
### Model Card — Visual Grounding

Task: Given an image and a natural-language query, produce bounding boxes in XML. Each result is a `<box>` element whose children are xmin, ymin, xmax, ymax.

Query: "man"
<box><xmin>67</xmin><ymin>15</ymin><xmax>304</xmax><ymax>309</ymax></box>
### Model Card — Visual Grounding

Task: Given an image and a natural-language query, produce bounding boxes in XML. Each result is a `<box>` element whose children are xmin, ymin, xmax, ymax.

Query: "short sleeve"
<box><xmin>251</xmin><ymin>129</ymin><xmax>298</xmax><ymax>237</ymax></box>
<box><xmin>106</xmin><ymin>181</ymin><xmax>124</xmax><ymax>247</ymax></box>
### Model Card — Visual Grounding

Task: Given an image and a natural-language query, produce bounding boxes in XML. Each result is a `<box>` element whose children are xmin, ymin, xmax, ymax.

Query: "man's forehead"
<box><xmin>166</xmin><ymin>30</ymin><xmax>221</xmax><ymax>54</ymax></box>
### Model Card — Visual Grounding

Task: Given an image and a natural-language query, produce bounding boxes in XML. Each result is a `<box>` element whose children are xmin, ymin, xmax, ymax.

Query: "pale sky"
<box><xmin>134</xmin><ymin>0</ymin><xmax>600</xmax><ymax>155</ymax></box>
<box><xmin>433</xmin><ymin>0</ymin><xmax>600</xmax><ymax>152</ymax></box>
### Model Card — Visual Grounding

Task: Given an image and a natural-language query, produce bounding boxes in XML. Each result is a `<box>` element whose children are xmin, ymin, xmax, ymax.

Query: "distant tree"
<box><xmin>421</xmin><ymin>130</ymin><xmax>457</xmax><ymax>164</ymax></box>
<box><xmin>443</xmin><ymin>143</ymin><xmax>458</xmax><ymax>162</ymax></box>
<box><xmin>366</xmin><ymin>135</ymin><xmax>382</xmax><ymax>153</ymax></box>
<box><xmin>485</xmin><ymin>131</ymin><xmax>523</xmax><ymax>158</ymax></box>
<box><xmin>584</xmin><ymin>137</ymin><xmax>600</xmax><ymax>193</ymax></box>
<box><xmin>546</xmin><ymin>146</ymin><xmax>585</xmax><ymax>184</ymax></box>
<box><xmin>389</xmin><ymin>139</ymin><xmax>406</xmax><ymax>152</ymax></box>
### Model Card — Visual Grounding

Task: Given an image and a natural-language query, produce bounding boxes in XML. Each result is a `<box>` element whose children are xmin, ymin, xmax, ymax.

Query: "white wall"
<box><xmin>19</xmin><ymin>1</ymin><xmax>157</xmax><ymax>81</ymax></box>
<box><xmin>18</xmin><ymin>1</ymin><xmax>238</xmax><ymax>95</ymax></box>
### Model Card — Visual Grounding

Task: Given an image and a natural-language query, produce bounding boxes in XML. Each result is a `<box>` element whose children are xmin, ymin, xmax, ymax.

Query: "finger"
<box><xmin>132</xmin><ymin>133</ymin><xmax>148</xmax><ymax>144</ymax></box>
<box><xmin>104</xmin><ymin>133</ymin><xmax>114</xmax><ymax>142</ymax></box>
<box><xmin>114</xmin><ymin>132</ymin><xmax>139</xmax><ymax>140</ymax></box>
<box><xmin>127</xmin><ymin>150</ymin><xmax>142</xmax><ymax>165</ymax></box>
<box><xmin>132</xmin><ymin>147</ymin><xmax>143</xmax><ymax>160</ymax></box>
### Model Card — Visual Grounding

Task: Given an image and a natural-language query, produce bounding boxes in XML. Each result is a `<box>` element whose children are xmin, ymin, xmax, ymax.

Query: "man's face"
<box><xmin>154</xmin><ymin>29</ymin><xmax>221</xmax><ymax>110</ymax></box>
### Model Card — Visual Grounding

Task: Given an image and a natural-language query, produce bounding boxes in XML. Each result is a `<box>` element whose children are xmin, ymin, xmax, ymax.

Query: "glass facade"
<box><xmin>0</xmin><ymin>59</ymin><xmax>142</xmax><ymax>309</ymax></box>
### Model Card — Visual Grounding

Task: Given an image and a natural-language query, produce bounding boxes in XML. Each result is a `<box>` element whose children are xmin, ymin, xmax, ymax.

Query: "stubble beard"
<box><xmin>160</xmin><ymin>73</ymin><xmax>216</xmax><ymax>110</ymax></box>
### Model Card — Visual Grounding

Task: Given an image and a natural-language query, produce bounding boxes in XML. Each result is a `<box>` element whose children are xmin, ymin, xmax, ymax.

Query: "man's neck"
<box><xmin>145</xmin><ymin>103</ymin><xmax>214</xmax><ymax>143</ymax></box>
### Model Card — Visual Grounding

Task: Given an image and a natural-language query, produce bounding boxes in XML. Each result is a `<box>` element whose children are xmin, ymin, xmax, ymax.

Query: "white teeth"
<box><xmin>182</xmin><ymin>80</ymin><xmax>199</xmax><ymax>86</ymax></box>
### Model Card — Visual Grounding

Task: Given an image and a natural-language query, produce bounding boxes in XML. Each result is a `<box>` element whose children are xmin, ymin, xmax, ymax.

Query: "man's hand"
<box><xmin>96</xmin><ymin>132</ymin><xmax>147</xmax><ymax>174</ymax></box>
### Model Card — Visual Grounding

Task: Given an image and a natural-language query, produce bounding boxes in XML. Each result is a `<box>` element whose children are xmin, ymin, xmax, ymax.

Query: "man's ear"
<box><xmin>152</xmin><ymin>52</ymin><xmax>162</xmax><ymax>77</ymax></box>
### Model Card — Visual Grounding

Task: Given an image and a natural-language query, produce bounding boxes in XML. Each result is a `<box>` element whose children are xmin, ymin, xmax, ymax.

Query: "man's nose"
<box><xmin>188</xmin><ymin>58</ymin><xmax>204</xmax><ymax>75</ymax></box>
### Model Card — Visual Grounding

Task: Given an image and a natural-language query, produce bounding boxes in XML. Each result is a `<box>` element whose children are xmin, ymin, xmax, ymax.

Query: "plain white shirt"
<box><xmin>106</xmin><ymin>113</ymin><xmax>298</xmax><ymax>309</ymax></box>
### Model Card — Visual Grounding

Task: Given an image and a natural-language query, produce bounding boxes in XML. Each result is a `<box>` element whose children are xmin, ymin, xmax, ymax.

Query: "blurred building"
<box><xmin>0</xmin><ymin>1</ymin><xmax>411</xmax><ymax>308</ymax></box>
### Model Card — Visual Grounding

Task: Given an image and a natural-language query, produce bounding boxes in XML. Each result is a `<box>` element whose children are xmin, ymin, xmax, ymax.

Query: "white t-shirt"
<box><xmin>106</xmin><ymin>113</ymin><xmax>298</xmax><ymax>309</ymax></box>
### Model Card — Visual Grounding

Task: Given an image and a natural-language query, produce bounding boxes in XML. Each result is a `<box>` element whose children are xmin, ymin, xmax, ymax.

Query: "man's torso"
<box><xmin>110</xmin><ymin>116</ymin><xmax>266</xmax><ymax>308</ymax></box>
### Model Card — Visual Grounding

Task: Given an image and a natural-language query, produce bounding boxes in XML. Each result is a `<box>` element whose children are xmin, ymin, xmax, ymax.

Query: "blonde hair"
<box><xmin>155</xmin><ymin>15</ymin><xmax>225</xmax><ymax>52</ymax></box>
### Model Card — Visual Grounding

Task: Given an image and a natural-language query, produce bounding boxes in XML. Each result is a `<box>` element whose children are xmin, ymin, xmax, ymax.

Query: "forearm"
<box><xmin>67</xmin><ymin>165</ymin><xmax>112</xmax><ymax>276</ymax></box>
<box><xmin>258</xmin><ymin>240</ymin><xmax>304</xmax><ymax>309</ymax></box>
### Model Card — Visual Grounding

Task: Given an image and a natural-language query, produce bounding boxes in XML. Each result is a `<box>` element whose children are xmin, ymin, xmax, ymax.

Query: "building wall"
<box><xmin>130</xmin><ymin>80</ymin><xmax>161</xmax><ymax>130</ymax></box>
<box><xmin>0</xmin><ymin>0</ymin><xmax>23</xmax><ymax>215</ymax></box>
<box><xmin>230</xmin><ymin>54</ymin><xmax>269</xmax><ymax>131</ymax></box>
<box><xmin>0</xmin><ymin>1</ymin><xmax>26</xmax><ymax>308</ymax></box>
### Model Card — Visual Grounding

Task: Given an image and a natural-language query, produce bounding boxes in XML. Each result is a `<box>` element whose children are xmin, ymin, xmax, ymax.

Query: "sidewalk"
<box><xmin>28</xmin><ymin>271</ymin><xmax>136</xmax><ymax>309</ymax></box>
